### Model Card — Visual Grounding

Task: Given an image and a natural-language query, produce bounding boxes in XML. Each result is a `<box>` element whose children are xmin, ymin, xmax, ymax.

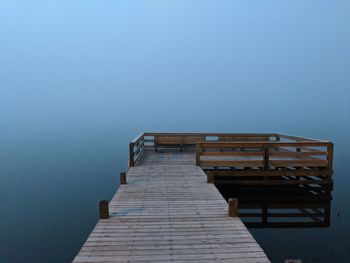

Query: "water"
<box><xmin>217</xmin><ymin>185</ymin><xmax>334</xmax><ymax>262</ymax></box>
<box><xmin>1</xmin><ymin>1</ymin><xmax>349</xmax><ymax>262</ymax></box>
<box><xmin>1</xmin><ymin>129</ymin><xmax>350</xmax><ymax>262</ymax></box>
<box><xmin>0</xmin><ymin>135</ymin><xmax>126</xmax><ymax>262</ymax></box>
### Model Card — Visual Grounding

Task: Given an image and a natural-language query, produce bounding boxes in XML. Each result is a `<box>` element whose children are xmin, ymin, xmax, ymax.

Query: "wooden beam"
<box><xmin>327</xmin><ymin>142</ymin><xmax>334</xmax><ymax>173</ymax></box>
<box><xmin>129</xmin><ymin>143</ymin><xmax>135</xmax><ymax>167</ymax></box>
<box><xmin>228</xmin><ymin>198</ymin><xmax>239</xmax><ymax>217</ymax></box>
<box><xmin>120</xmin><ymin>172</ymin><xmax>127</xmax><ymax>185</ymax></box>
<box><xmin>99</xmin><ymin>200</ymin><xmax>109</xmax><ymax>219</ymax></box>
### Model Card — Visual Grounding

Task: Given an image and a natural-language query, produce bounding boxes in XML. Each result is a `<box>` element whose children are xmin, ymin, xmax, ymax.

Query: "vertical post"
<box><xmin>263</xmin><ymin>145</ymin><xmax>269</xmax><ymax>184</ymax></box>
<box><xmin>327</xmin><ymin>142</ymin><xmax>334</xmax><ymax>177</ymax></box>
<box><xmin>120</xmin><ymin>172</ymin><xmax>127</xmax><ymax>184</ymax></box>
<box><xmin>207</xmin><ymin>171</ymin><xmax>214</xmax><ymax>183</ymax></box>
<box><xmin>154</xmin><ymin>136</ymin><xmax>158</xmax><ymax>152</ymax></box>
<box><xmin>275</xmin><ymin>135</ymin><xmax>280</xmax><ymax>152</ymax></box>
<box><xmin>180</xmin><ymin>138</ymin><xmax>184</xmax><ymax>152</ymax></box>
<box><xmin>195</xmin><ymin>143</ymin><xmax>201</xmax><ymax>166</ymax></box>
<box><xmin>99</xmin><ymin>200</ymin><xmax>109</xmax><ymax>219</ymax></box>
<box><xmin>262</xmin><ymin>205</ymin><xmax>268</xmax><ymax>225</ymax></box>
<box><xmin>295</xmin><ymin>146</ymin><xmax>303</xmax><ymax>171</ymax></box>
<box><xmin>129</xmin><ymin>143</ymin><xmax>135</xmax><ymax>167</ymax></box>
<box><xmin>228</xmin><ymin>198</ymin><xmax>239</xmax><ymax>217</ymax></box>
<box><xmin>263</xmin><ymin>145</ymin><xmax>270</xmax><ymax>171</ymax></box>
<box><xmin>324</xmin><ymin>185</ymin><xmax>331</xmax><ymax>225</ymax></box>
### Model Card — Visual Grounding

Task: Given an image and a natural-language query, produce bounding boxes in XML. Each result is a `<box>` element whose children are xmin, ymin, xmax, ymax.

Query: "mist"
<box><xmin>1</xmin><ymin>1</ymin><xmax>350</xmax><ymax>262</ymax></box>
<box><xmin>1</xmin><ymin>1</ymin><xmax>349</xmax><ymax>140</ymax></box>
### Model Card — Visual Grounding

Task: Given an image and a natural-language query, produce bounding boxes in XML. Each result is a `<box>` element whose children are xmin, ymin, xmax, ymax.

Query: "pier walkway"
<box><xmin>73</xmin><ymin>149</ymin><xmax>270</xmax><ymax>262</ymax></box>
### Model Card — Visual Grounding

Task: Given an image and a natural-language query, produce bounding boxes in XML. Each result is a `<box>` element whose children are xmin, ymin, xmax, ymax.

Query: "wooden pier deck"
<box><xmin>74</xmin><ymin>132</ymin><xmax>334</xmax><ymax>262</ymax></box>
<box><xmin>74</xmin><ymin>148</ymin><xmax>270</xmax><ymax>262</ymax></box>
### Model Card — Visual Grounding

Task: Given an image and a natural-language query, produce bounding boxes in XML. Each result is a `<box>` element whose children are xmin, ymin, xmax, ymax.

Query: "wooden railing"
<box><xmin>276</xmin><ymin>133</ymin><xmax>325</xmax><ymax>142</ymax></box>
<box><xmin>196</xmin><ymin>140</ymin><xmax>333</xmax><ymax>185</ymax></box>
<box><xmin>196</xmin><ymin>141</ymin><xmax>333</xmax><ymax>171</ymax></box>
<box><xmin>129</xmin><ymin>133</ymin><xmax>145</xmax><ymax>167</ymax></box>
<box><xmin>129</xmin><ymin>132</ymin><xmax>279</xmax><ymax>167</ymax></box>
<box><xmin>196</xmin><ymin>141</ymin><xmax>333</xmax><ymax>170</ymax></box>
<box><xmin>129</xmin><ymin>133</ymin><xmax>334</xmax><ymax>181</ymax></box>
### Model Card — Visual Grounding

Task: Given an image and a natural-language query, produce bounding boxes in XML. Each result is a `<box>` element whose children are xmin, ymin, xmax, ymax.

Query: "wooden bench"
<box><xmin>218</xmin><ymin>135</ymin><xmax>270</xmax><ymax>142</ymax></box>
<box><xmin>154</xmin><ymin>135</ymin><xmax>205</xmax><ymax>152</ymax></box>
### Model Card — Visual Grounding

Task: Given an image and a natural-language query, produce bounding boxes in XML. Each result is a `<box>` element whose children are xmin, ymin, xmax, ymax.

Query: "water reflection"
<box><xmin>216</xmin><ymin>184</ymin><xmax>332</xmax><ymax>228</ymax></box>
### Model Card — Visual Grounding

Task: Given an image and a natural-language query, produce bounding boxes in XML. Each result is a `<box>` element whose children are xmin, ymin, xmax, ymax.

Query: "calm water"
<box><xmin>1</xmin><ymin>127</ymin><xmax>350</xmax><ymax>262</ymax></box>
<box><xmin>1</xmin><ymin>1</ymin><xmax>349</xmax><ymax>262</ymax></box>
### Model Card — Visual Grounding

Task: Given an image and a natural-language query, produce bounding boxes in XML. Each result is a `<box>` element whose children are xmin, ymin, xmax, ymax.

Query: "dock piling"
<box><xmin>120</xmin><ymin>172</ymin><xmax>127</xmax><ymax>184</ymax></box>
<box><xmin>207</xmin><ymin>172</ymin><xmax>214</xmax><ymax>183</ymax></box>
<box><xmin>228</xmin><ymin>198</ymin><xmax>239</xmax><ymax>217</ymax></box>
<box><xmin>99</xmin><ymin>200</ymin><xmax>109</xmax><ymax>219</ymax></box>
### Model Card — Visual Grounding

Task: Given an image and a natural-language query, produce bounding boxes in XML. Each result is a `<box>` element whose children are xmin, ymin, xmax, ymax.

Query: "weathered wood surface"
<box><xmin>74</xmin><ymin>150</ymin><xmax>270</xmax><ymax>262</ymax></box>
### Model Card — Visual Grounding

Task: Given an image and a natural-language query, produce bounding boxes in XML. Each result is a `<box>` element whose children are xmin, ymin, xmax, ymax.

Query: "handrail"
<box><xmin>129</xmin><ymin>132</ymin><xmax>279</xmax><ymax>167</ymax></box>
<box><xmin>131</xmin><ymin>133</ymin><xmax>144</xmax><ymax>144</ymax></box>
<box><xmin>144</xmin><ymin>132</ymin><xmax>278</xmax><ymax>137</ymax></box>
<box><xmin>128</xmin><ymin>132</ymin><xmax>333</xmax><ymax>172</ymax></box>
<box><xmin>129</xmin><ymin>133</ymin><xmax>145</xmax><ymax>167</ymax></box>
<box><xmin>196</xmin><ymin>141</ymin><xmax>333</xmax><ymax>173</ymax></box>
<box><xmin>277</xmin><ymin>133</ymin><xmax>330</xmax><ymax>143</ymax></box>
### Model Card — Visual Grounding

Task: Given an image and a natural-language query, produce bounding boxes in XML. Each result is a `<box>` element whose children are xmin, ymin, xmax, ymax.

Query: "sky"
<box><xmin>1</xmin><ymin>0</ymin><xmax>350</xmax><ymax>139</ymax></box>
<box><xmin>1</xmin><ymin>2</ymin><xmax>350</xmax><ymax>262</ymax></box>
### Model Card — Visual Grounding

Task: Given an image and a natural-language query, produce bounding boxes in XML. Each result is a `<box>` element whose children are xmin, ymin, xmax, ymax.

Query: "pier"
<box><xmin>74</xmin><ymin>133</ymin><xmax>333</xmax><ymax>262</ymax></box>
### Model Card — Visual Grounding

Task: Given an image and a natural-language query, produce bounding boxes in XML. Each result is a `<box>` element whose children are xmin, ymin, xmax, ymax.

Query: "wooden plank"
<box><xmin>130</xmin><ymin>133</ymin><xmax>145</xmax><ymax>144</ymax></box>
<box><xmin>277</xmin><ymin>133</ymin><xmax>328</xmax><ymax>142</ymax></box>
<box><xmin>201</xmin><ymin>151</ymin><xmax>264</xmax><ymax>157</ymax></box>
<box><xmin>198</xmin><ymin>141</ymin><xmax>329</xmax><ymax>149</ymax></box>
<box><xmin>199</xmin><ymin>142</ymin><xmax>267</xmax><ymax>148</ymax></box>
<box><xmin>74</xmin><ymin>149</ymin><xmax>270</xmax><ymax>263</ymax></box>
<box><xmin>270</xmin><ymin>151</ymin><xmax>327</xmax><ymax>157</ymax></box>
<box><xmin>219</xmin><ymin>136</ymin><xmax>270</xmax><ymax>142</ymax></box>
<box><xmin>129</xmin><ymin>143</ymin><xmax>135</xmax><ymax>167</ymax></box>
<box><xmin>270</xmin><ymin>159</ymin><xmax>328</xmax><ymax>167</ymax></box>
<box><xmin>327</xmin><ymin>142</ymin><xmax>334</xmax><ymax>172</ymax></box>
<box><xmin>213</xmin><ymin>179</ymin><xmax>331</xmax><ymax>186</ymax></box>
<box><xmin>208</xmin><ymin>169</ymin><xmax>332</xmax><ymax>177</ymax></box>
<box><xmin>144</xmin><ymin>132</ymin><xmax>276</xmax><ymax>137</ymax></box>
<box><xmin>200</xmin><ymin>160</ymin><xmax>264</xmax><ymax>167</ymax></box>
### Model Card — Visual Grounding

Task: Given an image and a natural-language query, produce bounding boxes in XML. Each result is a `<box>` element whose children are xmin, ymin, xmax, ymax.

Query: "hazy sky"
<box><xmin>1</xmin><ymin>3</ymin><xmax>350</xmax><ymax>262</ymax></box>
<box><xmin>1</xmin><ymin>0</ymin><xmax>349</xmax><ymax>139</ymax></box>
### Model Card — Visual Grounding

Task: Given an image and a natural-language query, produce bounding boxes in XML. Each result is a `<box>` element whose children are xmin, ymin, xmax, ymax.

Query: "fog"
<box><xmin>1</xmin><ymin>1</ymin><xmax>350</xmax><ymax>262</ymax></box>
<box><xmin>1</xmin><ymin>1</ymin><xmax>349</xmax><ymax>139</ymax></box>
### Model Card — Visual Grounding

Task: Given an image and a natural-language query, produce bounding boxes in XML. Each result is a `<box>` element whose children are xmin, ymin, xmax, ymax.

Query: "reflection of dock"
<box><xmin>217</xmin><ymin>185</ymin><xmax>332</xmax><ymax>228</ymax></box>
<box><xmin>74</xmin><ymin>132</ymin><xmax>333</xmax><ymax>262</ymax></box>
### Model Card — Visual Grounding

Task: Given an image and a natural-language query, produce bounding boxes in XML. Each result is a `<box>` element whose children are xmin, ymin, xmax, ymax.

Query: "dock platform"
<box><xmin>74</xmin><ymin>133</ymin><xmax>334</xmax><ymax>262</ymax></box>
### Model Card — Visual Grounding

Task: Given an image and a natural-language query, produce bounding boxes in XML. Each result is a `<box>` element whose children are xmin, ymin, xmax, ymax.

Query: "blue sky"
<box><xmin>1</xmin><ymin>1</ymin><xmax>349</xmax><ymax>137</ymax></box>
<box><xmin>1</xmin><ymin>2</ymin><xmax>350</xmax><ymax>261</ymax></box>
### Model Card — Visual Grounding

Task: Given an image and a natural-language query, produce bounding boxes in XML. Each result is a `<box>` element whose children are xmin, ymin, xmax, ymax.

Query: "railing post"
<box><xmin>129</xmin><ymin>143</ymin><xmax>135</xmax><ymax>167</ymax></box>
<box><xmin>263</xmin><ymin>145</ymin><xmax>269</xmax><ymax>184</ymax></box>
<box><xmin>228</xmin><ymin>198</ymin><xmax>239</xmax><ymax>217</ymax></box>
<box><xmin>207</xmin><ymin>171</ymin><xmax>214</xmax><ymax>183</ymax></box>
<box><xmin>154</xmin><ymin>136</ymin><xmax>158</xmax><ymax>152</ymax></box>
<box><xmin>195</xmin><ymin>143</ymin><xmax>201</xmax><ymax>166</ymax></box>
<box><xmin>99</xmin><ymin>200</ymin><xmax>109</xmax><ymax>219</ymax></box>
<box><xmin>120</xmin><ymin>172</ymin><xmax>127</xmax><ymax>184</ymax></box>
<box><xmin>327</xmin><ymin>142</ymin><xmax>334</xmax><ymax>176</ymax></box>
<box><xmin>264</xmin><ymin>145</ymin><xmax>270</xmax><ymax>171</ymax></box>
